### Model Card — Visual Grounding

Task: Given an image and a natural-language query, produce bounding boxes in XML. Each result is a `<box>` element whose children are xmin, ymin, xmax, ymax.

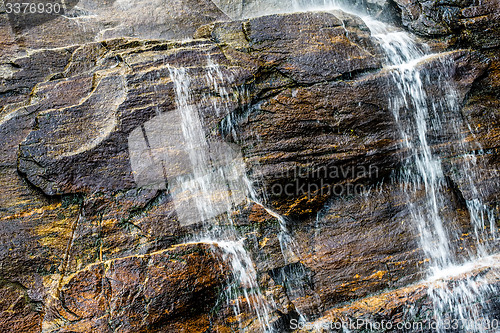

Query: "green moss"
<box><xmin>61</xmin><ymin>194</ymin><xmax>83</xmax><ymax>208</ymax></box>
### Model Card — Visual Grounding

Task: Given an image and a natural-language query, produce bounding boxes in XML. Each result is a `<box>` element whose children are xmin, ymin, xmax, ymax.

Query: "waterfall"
<box><xmin>167</xmin><ymin>63</ymin><xmax>275</xmax><ymax>332</ymax></box>
<box><xmin>363</xmin><ymin>19</ymin><xmax>457</xmax><ymax>269</ymax></box>
<box><xmin>362</xmin><ymin>14</ymin><xmax>499</xmax><ymax>333</ymax></box>
<box><xmin>129</xmin><ymin>60</ymin><xmax>274</xmax><ymax>331</ymax></box>
<box><xmin>126</xmin><ymin>2</ymin><xmax>498</xmax><ymax>331</ymax></box>
<box><xmin>224</xmin><ymin>0</ymin><xmax>499</xmax><ymax>330</ymax></box>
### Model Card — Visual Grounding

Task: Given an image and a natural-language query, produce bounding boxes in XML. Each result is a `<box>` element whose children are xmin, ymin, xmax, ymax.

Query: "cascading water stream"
<box><xmin>167</xmin><ymin>58</ymin><xmax>317</xmax><ymax>331</ymax></box>
<box><xmin>165</xmin><ymin>62</ymin><xmax>274</xmax><ymax>332</ymax></box>
<box><xmin>363</xmin><ymin>18</ymin><xmax>457</xmax><ymax>270</ymax></box>
<box><xmin>361</xmin><ymin>14</ymin><xmax>499</xmax><ymax>333</ymax></box>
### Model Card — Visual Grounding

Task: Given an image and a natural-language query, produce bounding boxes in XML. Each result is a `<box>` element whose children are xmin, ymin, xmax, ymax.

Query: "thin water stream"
<box><xmin>165</xmin><ymin>63</ymin><xmax>275</xmax><ymax>332</ymax></box>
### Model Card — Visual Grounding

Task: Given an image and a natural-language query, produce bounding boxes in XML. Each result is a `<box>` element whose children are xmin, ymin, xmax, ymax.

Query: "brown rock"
<box><xmin>455</xmin><ymin>51</ymin><xmax>500</xmax><ymax>205</ymax></box>
<box><xmin>2</xmin><ymin>0</ymin><xmax>229</xmax><ymax>52</ymax></box>
<box><xmin>296</xmin><ymin>257</ymin><xmax>500</xmax><ymax>332</ymax></box>
<box><xmin>0</xmin><ymin>280</ymin><xmax>43</xmax><ymax>333</ymax></box>
<box><xmin>206</xmin><ymin>11</ymin><xmax>383</xmax><ymax>84</ymax></box>
<box><xmin>0</xmin><ymin>7</ymin><xmax>499</xmax><ymax>333</ymax></box>
<box><xmin>234</xmin><ymin>50</ymin><xmax>485</xmax><ymax>218</ymax></box>
<box><xmin>212</xmin><ymin>0</ymin><xmax>398</xmax><ymax>22</ymax></box>
<box><xmin>16</xmin><ymin>38</ymin><xmax>250</xmax><ymax>195</ymax></box>
<box><xmin>43</xmin><ymin>243</ymin><xmax>231</xmax><ymax>332</ymax></box>
<box><xmin>393</xmin><ymin>0</ymin><xmax>500</xmax><ymax>48</ymax></box>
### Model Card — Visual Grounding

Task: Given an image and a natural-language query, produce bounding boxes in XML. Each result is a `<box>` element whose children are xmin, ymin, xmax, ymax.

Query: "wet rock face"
<box><xmin>43</xmin><ymin>243</ymin><xmax>230</xmax><ymax>333</ymax></box>
<box><xmin>294</xmin><ymin>186</ymin><xmax>425</xmax><ymax>313</ymax></box>
<box><xmin>233</xmin><ymin>50</ymin><xmax>486</xmax><ymax>218</ymax></box>
<box><xmin>0</xmin><ymin>5</ymin><xmax>499</xmax><ymax>333</ymax></box>
<box><xmin>16</xmin><ymin>11</ymin><xmax>384</xmax><ymax>205</ymax></box>
<box><xmin>458</xmin><ymin>50</ymin><xmax>500</xmax><ymax>205</ymax></box>
<box><xmin>230</xmin><ymin>11</ymin><xmax>382</xmax><ymax>84</ymax></box>
<box><xmin>0</xmin><ymin>47</ymin><xmax>76</xmax><ymax>106</ymax></box>
<box><xmin>212</xmin><ymin>0</ymin><xmax>399</xmax><ymax>22</ymax></box>
<box><xmin>297</xmin><ymin>260</ymin><xmax>500</xmax><ymax>333</ymax></box>
<box><xmin>393</xmin><ymin>0</ymin><xmax>500</xmax><ymax>48</ymax></box>
<box><xmin>16</xmin><ymin>39</ymin><xmax>248</xmax><ymax>195</ymax></box>
<box><xmin>3</xmin><ymin>11</ymin><xmax>405</xmax><ymax>332</ymax></box>
<box><xmin>0</xmin><ymin>0</ymin><xmax>229</xmax><ymax>56</ymax></box>
<box><xmin>0</xmin><ymin>280</ymin><xmax>43</xmax><ymax>333</ymax></box>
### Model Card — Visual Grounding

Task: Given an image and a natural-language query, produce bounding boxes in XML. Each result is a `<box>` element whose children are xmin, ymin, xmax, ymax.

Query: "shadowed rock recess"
<box><xmin>0</xmin><ymin>0</ymin><xmax>499</xmax><ymax>332</ymax></box>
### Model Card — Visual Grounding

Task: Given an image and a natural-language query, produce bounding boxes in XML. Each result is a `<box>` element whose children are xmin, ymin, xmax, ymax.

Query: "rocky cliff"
<box><xmin>0</xmin><ymin>0</ymin><xmax>499</xmax><ymax>332</ymax></box>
